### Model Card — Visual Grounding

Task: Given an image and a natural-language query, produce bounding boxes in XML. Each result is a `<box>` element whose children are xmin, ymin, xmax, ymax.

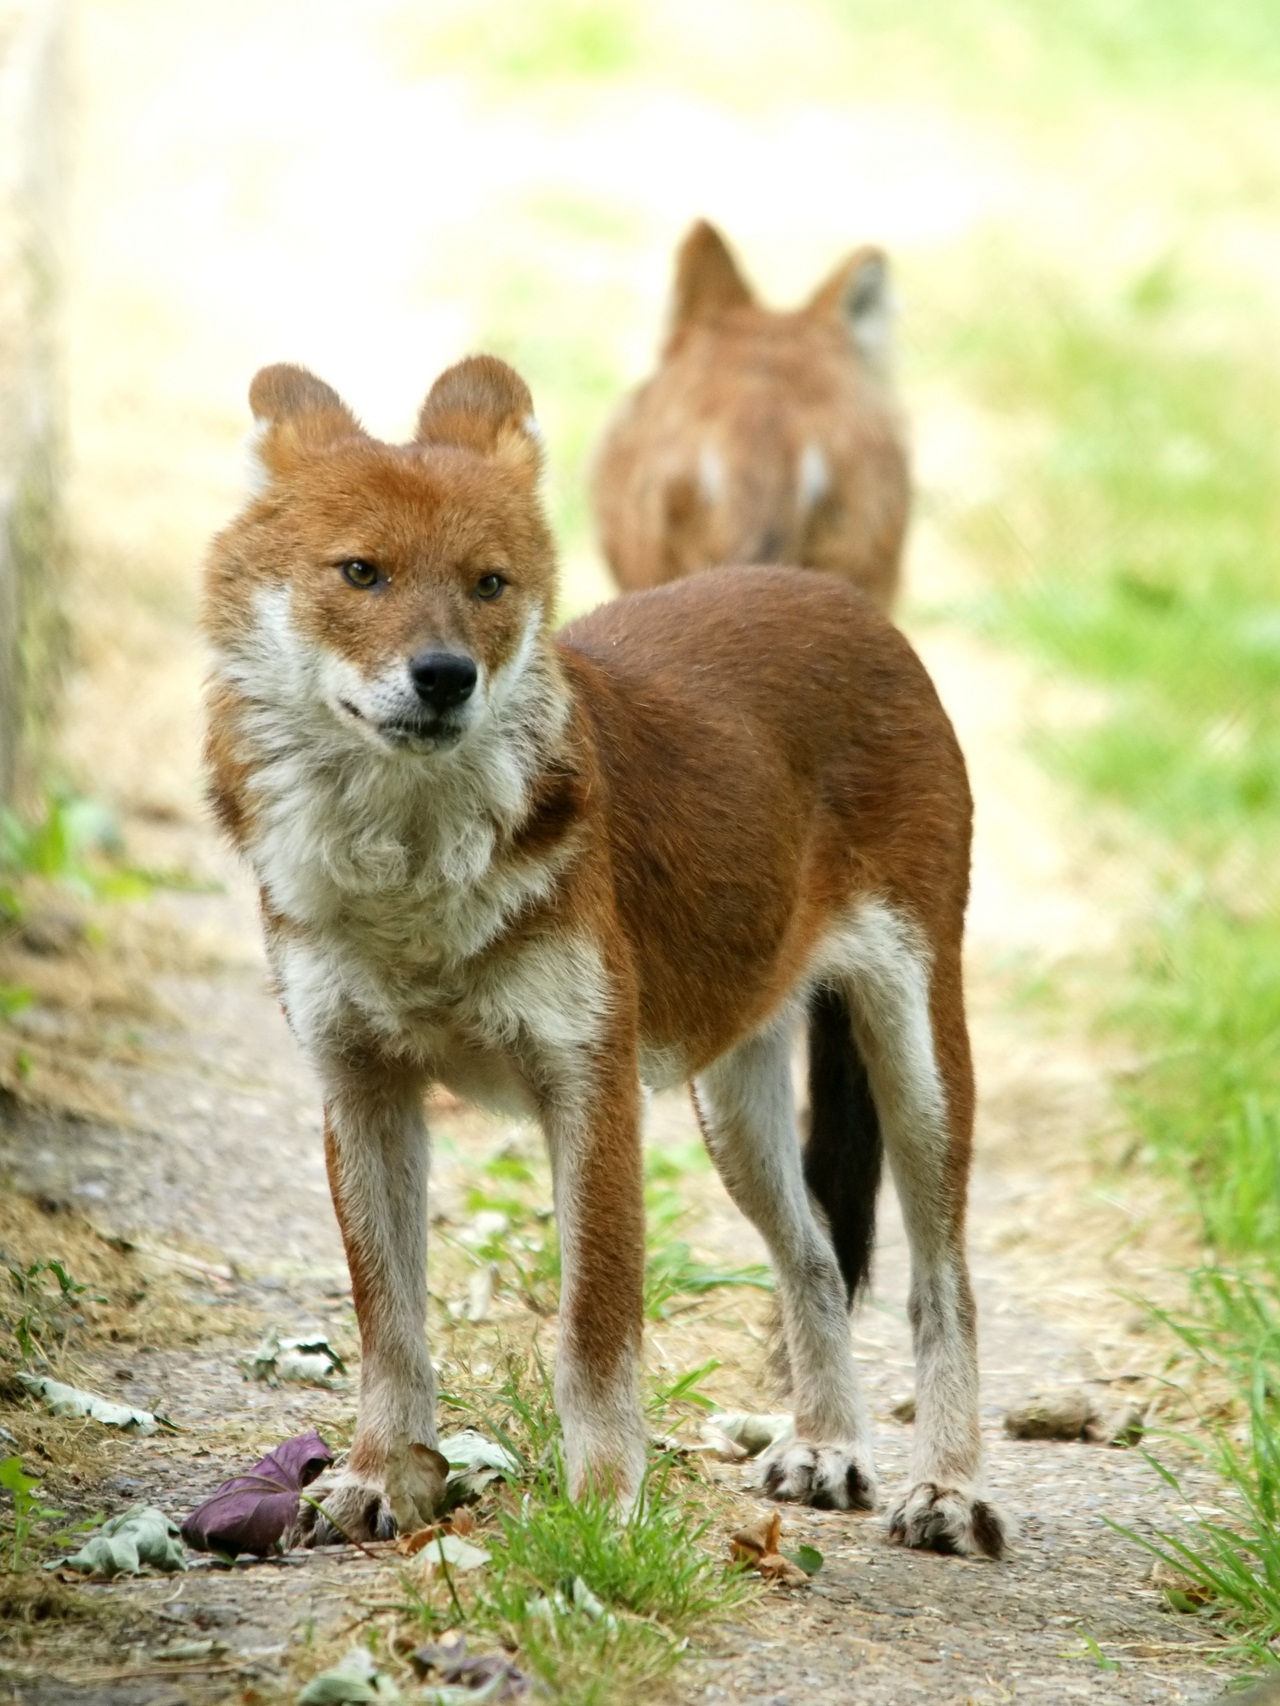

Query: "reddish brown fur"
<box><xmin>201</xmin><ymin>353</ymin><xmax>999</xmax><ymax>1554</ymax></box>
<box><xmin>593</xmin><ymin>221</ymin><xmax>909</xmax><ymax>609</ymax></box>
<box><xmin>559</xmin><ymin>580</ymin><xmax>969</xmax><ymax>1067</ymax></box>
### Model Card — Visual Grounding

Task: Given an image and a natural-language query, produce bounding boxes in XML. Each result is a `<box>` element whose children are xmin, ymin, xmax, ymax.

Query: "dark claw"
<box><xmin>971</xmin><ymin>1500</ymin><xmax>1008</xmax><ymax>1560</ymax></box>
<box><xmin>845</xmin><ymin>1463</ymin><xmax>874</xmax><ymax>1509</ymax></box>
<box><xmin>922</xmin><ymin>1510</ymin><xmax>959</xmax><ymax>1554</ymax></box>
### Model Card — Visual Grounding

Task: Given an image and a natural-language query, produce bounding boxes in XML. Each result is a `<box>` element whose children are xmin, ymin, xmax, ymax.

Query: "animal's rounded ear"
<box><xmin>415</xmin><ymin>355</ymin><xmax>542</xmax><ymax>484</ymax></box>
<box><xmin>665</xmin><ymin>220</ymin><xmax>754</xmax><ymax>349</ymax></box>
<box><xmin>245</xmin><ymin>364</ymin><xmax>364</xmax><ymax>492</ymax></box>
<box><xmin>807</xmin><ymin>247</ymin><xmax>894</xmax><ymax>373</ymax></box>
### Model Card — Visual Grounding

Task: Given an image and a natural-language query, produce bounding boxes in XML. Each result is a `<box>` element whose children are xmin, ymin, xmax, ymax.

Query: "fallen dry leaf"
<box><xmin>707</xmin><ymin>1411</ymin><xmax>794</xmax><ymax>1456</ymax></box>
<box><xmin>1150</xmin><ymin>1558</ymin><xmax>1214</xmax><ymax>1611</ymax></box>
<box><xmin>417</xmin><ymin>1533</ymin><xmax>491</xmax><ymax>1574</ymax></box>
<box><xmin>181</xmin><ymin>1429</ymin><xmax>333</xmax><ymax>1556</ymax></box>
<box><xmin>698</xmin><ymin>1423</ymin><xmax>749</xmax><ymax>1461</ymax></box>
<box><xmin>396</xmin><ymin>1524</ymin><xmax>446</xmax><ymax>1557</ymax></box>
<box><xmin>18</xmin><ymin>1373</ymin><xmax>167</xmax><ymax>1435</ymax></box>
<box><xmin>62</xmin><ymin>1505</ymin><xmax>186</xmax><ymax>1578</ymax></box>
<box><xmin>394</xmin><ymin>1507</ymin><xmax>477</xmax><ymax>1556</ymax></box>
<box><xmin>729</xmin><ymin>1510</ymin><xmax>811</xmax><ymax>1587</ymax></box>
<box><xmin>409</xmin><ymin>1634</ymin><xmax>530</xmax><ymax>1699</ymax></box>
<box><xmin>757</xmin><ymin>1552</ymin><xmax>811</xmax><ymax>1587</ymax></box>
<box><xmin>730</xmin><ymin>1509</ymin><xmax>781</xmax><ymax>1559</ymax></box>
<box><xmin>242</xmin><ymin>1329</ymin><xmax>347</xmax><ymax>1388</ymax></box>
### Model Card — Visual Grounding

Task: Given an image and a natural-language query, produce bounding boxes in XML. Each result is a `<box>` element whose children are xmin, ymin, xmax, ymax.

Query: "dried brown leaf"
<box><xmin>729</xmin><ymin>1510</ymin><xmax>807</xmax><ymax>1585</ymax></box>
<box><xmin>396</xmin><ymin>1524</ymin><xmax>446</xmax><ymax>1557</ymax></box>
<box><xmin>757</xmin><ymin>1551</ymin><xmax>811</xmax><ymax>1587</ymax></box>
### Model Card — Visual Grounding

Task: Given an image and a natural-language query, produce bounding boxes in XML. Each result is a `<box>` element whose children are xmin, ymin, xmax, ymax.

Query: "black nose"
<box><xmin>408</xmin><ymin>650</ymin><xmax>477</xmax><ymax>713</ymax></box>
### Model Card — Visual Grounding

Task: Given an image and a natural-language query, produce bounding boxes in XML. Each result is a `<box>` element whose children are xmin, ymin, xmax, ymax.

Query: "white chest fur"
<box><xmin>243</xmin><ymin>718</ymin><xmax>603</xmax><ymax>1111</ymax></box>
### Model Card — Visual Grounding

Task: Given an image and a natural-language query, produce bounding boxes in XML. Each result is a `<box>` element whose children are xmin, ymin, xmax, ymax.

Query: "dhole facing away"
<box><xmin>592</xmin><ymin>220</ymin><xmax>910</xmax><ymax>611</ymax></box>
<box><xmin>202</xmin><ymin>354</ymin><xmax>1005</xmax><ymax>1559</ymax></box>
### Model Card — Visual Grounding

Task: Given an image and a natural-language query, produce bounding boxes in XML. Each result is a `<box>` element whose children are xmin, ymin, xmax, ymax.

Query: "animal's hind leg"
<box><xmin>694</xmin><ymin>1014</ymin><xmax>877</xmax><ymax>1511</ymax></box>
<box><xmin>837</xmin><ymin>899</ymin><xmax>1007</xmax><ymax>1558</ymax></box>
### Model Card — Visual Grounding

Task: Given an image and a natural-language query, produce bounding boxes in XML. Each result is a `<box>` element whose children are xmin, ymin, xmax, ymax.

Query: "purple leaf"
<box><xmin>181</xmin><ymin>1429</ymin><xmax>333</xmax><ymax>1556</ymax></box>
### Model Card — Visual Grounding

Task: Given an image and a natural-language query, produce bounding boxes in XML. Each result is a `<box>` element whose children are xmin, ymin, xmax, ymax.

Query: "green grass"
<box><xmin>388</xmin><ymin>0</ymin><xmax>1280</xmax><ymax>119</ymax></box>
<box><xmin>1</xmin><ymin>795</ymin><xmax>111</xmax><ymax>920</ymax></box>
<box><xmin>1113</xmin><ymin>908</ymin><xmax>1280</xmax><ymax>1257</ymax></box>
<box><xmin>823</xmin><ymin>0</ymin><xmax>1280</xmax><ymax>101</ymax></box>
<box><xmin>408</xmin><ymin>1126</ymin><xmax>765</xmax><ymax>1704</ymax></box>
<box><xmin>949</xmin><ymin>251</ymin><xmax>1280</xmax><ymax>1674</ymax></box>
<box><xmin>1111</xmin><ymin>1272</ymin><xmax>1280</xmax><ymax>1672</ymax></box>
<box><xmin>0</xmin><ymin>1457</ymin><xmax>67</xmax><ymax>1573</ymax></box>
<box><xmin>0</xmin><ymin>792</ymin><xmax>206</xmax><ymax>920</ymax></box>
<box><xmin>954</xmin><ymin>268</ymin><xmax>1280</xmax><ymax>1264</ymax></box>
<box><xmin>2</xmin><ymin>1257</ymin><xmax>102</xmax><ymax>1369</ymax></box>
<box><xmin>959</xmin><ymin>268</ymin><xmax>1280</xmax><ymax>839</ymax></box>
<box><xmin>404</xmin><ymin>1348</ymin><xmax>755</xmax><ymax>1706</ymax></box>
<box><xmin>448</xmin><ymin>1136</ymin><xmax>770</xmax><ymax>1324</ymax></box>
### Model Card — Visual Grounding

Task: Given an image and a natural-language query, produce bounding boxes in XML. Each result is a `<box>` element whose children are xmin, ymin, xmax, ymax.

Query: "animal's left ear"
<box><xmin>808</xmin><ymin>247</ymin><xmax>894</xmax><ymax>374</ymax></box>
<box><xmin>415</xmin><ymin>355</ymin><xmax>542</xmax><ymax>485</ymax></box>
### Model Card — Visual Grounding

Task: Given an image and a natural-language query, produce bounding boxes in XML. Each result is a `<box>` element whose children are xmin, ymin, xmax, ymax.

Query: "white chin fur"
<box><xmin>329</xmin><ymin>694</ymin><xmax>470</xmax><ymax>757</ymax></box>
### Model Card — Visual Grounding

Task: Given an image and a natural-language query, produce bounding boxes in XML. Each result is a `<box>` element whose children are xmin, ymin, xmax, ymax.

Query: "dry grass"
<box><xmin>0</xmin><ymin>1191</ymin><xmax>252</xmax><ymax>1436</ymax></box>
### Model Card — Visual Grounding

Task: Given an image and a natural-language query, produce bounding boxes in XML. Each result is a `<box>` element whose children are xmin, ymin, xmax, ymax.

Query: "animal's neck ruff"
<box><xmin>216</xmin><ymin>584</ymin><xmax>574</xmax><ymax>967</ymax></box>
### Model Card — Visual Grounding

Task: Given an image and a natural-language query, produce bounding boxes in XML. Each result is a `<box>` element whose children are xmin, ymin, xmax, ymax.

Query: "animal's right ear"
<box><xmin>807</xmin><ymin>247</ymin><xmax>894</xmax><ymax>373</ymax></box>
<box><xmin>665</xmin><ymin>220</ymin><xmax>754</xmax><ymax>349</ymax></box>
<box><xmin>245</xmin><ymin>364</ymin><xmax>364</xmax><ymax>492</ymax></box>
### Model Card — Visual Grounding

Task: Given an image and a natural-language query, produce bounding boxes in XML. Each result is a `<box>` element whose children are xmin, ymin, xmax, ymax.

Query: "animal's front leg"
<box><xmin>544</xmin><ymin>1060</ymin><xmax>648</xmax><ymax>1507</ymax></box>
<box><xmin>294</xmin><ymin>1062</ymin><xmax>446</xmax><ymax>1544</ymax></box>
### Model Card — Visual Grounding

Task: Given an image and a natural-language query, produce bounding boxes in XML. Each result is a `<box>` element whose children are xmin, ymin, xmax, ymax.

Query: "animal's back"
<box><xmin>562</xmin><ymin>566</ymin><xmax>962</xmax><ymax>835</ymax></box>
<box><xmin>558</xmin><ymin>567</ymin><xmax>970</xmax><ymax>1063</ymax></box>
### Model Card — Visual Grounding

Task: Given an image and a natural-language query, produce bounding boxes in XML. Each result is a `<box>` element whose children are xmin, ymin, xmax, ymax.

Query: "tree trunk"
<box><xmin>0</xmin><ymin>0</ymin><xmax>65</xmax><ymax>812</ymax></box>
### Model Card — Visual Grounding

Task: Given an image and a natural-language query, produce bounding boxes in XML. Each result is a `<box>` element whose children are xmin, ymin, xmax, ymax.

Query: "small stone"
<box><xmin>1003</xmin><ymin>1383</ymin><xmax>1146</xmax><ymax>1446</ymax></box>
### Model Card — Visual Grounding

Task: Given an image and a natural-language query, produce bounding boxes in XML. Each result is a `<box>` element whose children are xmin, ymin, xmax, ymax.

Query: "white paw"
<box><xmin>887</xmin><ymin>1481</ymin><xmax>1008</xmax><ymax>1558</ymax></box>
<box><xmin>759</xmin><ymin>1441</ymin><xmax>878</xmax><ymax>1511</ymax></box>
<box><xmin>292</xmin><ymin>1442</ymin><xmax>448</xmax><ymax>1546</ymax></box>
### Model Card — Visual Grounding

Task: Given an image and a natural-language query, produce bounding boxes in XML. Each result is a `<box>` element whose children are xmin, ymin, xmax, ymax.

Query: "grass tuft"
<box><xmin>1109</xmin><ymin>1274</ymin><xmax>1280</xmax><ymax>1671</ymax></box>
<box><xmin>408</xmin><ymin>1349</ymin><xmax>754</xmax><ymax>1706</ymax></box>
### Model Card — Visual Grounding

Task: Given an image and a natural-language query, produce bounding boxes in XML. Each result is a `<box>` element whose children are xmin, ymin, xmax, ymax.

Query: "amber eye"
<box><xmin>475</xmin><ymin>572</ymin><xmax>506</xmax><ymax>601</ymax></box>
<box><xmin>340</xmin><ymin>559</ymin><xmax>380</xmax><ymax>589</ymax></box>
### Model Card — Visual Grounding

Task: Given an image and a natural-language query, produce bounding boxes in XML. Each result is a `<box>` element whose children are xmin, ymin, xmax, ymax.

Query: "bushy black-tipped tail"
<box><xmin>804</xmin><ymin>985</ymin><xmax>883</xmax><ymax>1304</ymax></box>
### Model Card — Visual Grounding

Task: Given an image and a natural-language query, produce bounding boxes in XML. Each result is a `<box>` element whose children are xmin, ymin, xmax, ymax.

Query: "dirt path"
<box><xmin>0</xmin><ymin>3</ymin><xmax>1243</xmax><ymax>1700</ymax></box>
